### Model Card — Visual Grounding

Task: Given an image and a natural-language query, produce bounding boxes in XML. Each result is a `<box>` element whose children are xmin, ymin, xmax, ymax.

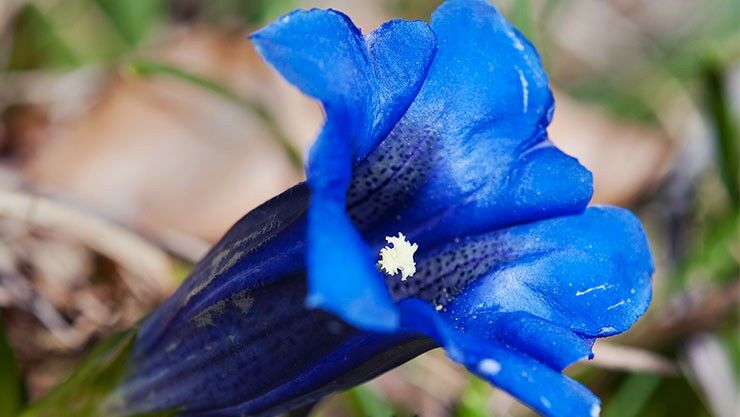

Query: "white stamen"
<box><xmin>378</xmin><ymin>233</ymin><xmax>418</xmax><ymax>280</ymax></box>
<box><xmin>591</xmin><ymin>404</ymin><xmax>601</xmax><ymax>417</ymax></box>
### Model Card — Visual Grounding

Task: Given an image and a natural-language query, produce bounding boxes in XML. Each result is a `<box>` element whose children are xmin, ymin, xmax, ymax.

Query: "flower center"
<box><xmin>378</xmin><ymin>233</ymin><xmax>418</xmax><ymax>280</ymax></box>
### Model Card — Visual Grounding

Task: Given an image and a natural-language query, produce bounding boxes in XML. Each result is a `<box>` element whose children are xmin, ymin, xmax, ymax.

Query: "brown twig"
<box><xmin>0</xmin><ymin>190</ymin><xmax>175</xmax><ymax>297</ymax></box>
<box><xmin>0</xmin><ymin>271</ymin><xmax>83</xmax><ymax>348</ymax></box>
<box><xmin>589</xmin><ymin>342</ymin><xmax>679</xmax><ymax>376</ymax></box>
<box><xmin>635</xmin><ymin>280</ymin><xmax>740</xmax><ymax>349</ymax></box>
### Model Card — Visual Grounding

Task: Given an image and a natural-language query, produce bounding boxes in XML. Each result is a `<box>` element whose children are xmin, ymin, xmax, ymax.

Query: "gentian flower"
<box><xmin>108</xmin><ymin>1</ymin><xmax>653</xmax><ymax>416</ymax></box>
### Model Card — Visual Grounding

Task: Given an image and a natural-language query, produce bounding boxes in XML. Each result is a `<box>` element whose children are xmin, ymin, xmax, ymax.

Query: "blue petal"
<box><xmin>466</xmin><ymin>341</ymin><xmax>601</xmax><ymax>417</ymax></box>
<box><xmin>443</xmin><ymin>206</ymin><xmax>653</xmax><ymax>339</ymax></box>
<box><xmin>387</xmin><ymin>205</ymin><xmax>651</xmax><ymax>376</ymax></box>
<box><xmin>252</xmin><ymin>9</ymin><xmax>436</xmax><ymax>331</ymax></box>
<box><xmin>398</xmin><ymin>300</ymin><xmax>601</xmax><ymax>417</ymax></box>
<box><xmin>346</xmin><ymin>0</ymin><xmax>593</xmax><ymax>248</ymax></box>
<box><xmin>480</xmin><ymin>312</ymin><xmax>595</xmax><ymax>371</ymax></box>
<box><xmin>414</xmin><ymin>0</ymin><xmax>553</xmax><ymax>136</ymax></box>
<box><xmin>251</xmin><ymin>9</ymin><xmax>436</xmax><ymax>159</ymax></box>
<box><xmin>135</xmin><ymin>184</ymin><xmax>310</xmax><ymax>355</ymax></box>
<box><xmin>114</xmin><ymin>274</ymin><xmax>430</xmax><ymax>416</ymax></box>
<box><xmin>305</xmin><ymin>173</ymin><xmax>400</xmax><ymax>331</ymax></box>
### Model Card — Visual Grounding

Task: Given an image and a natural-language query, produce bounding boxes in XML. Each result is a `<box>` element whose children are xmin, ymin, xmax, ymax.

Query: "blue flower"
<box><xmin>109</xmin><ymin>1</ymin><xmax>653</xmax><ymax>417</ymax></box>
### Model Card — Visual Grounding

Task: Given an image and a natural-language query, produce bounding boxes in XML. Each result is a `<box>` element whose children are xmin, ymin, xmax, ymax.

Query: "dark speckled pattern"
<box><xmin>389</xmin><ymin>234</ymin><xmax>523</xmax><ymax>306</ymax></box>
<box><xmin>347</xmin><ymin>121</ymin><xmax>436</xmax><ymax>230</ymax></box>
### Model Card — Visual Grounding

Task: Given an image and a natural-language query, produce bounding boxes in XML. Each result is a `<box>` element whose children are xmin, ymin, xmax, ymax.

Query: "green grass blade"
<box><xmin>93</xmin><ymin>0</ymin><xmax>165</xmax><ymax>48</ymax></box>
<box><xmin>672</xmin><ymin>207</ymin><xmax>739</xmax><ymax>292</ymax></box>
<box><xmin>602</xmin><ymin>373</ymin><xmax>662</xmax><ymax>417</ymax></box>
<box><xmin>454</xmin><ymin>376</ymin><xmax>492</xmax><ymax>417</ymax></box>
<box><xmin>6</xmin><ymin>4</ymin><xmax>81</xmax><ymax>70</ymax></box>
<box><xmin>20</xmin><ymin>330</ymin><xmax>137</xmax><ymax>417</ymax></box>
<box><xmin>510</xmin><ymin>0</ymin><xmax>537</xmax><ymax>45</ymax></box>
<box><xmin>0</xmin><ymin>323</ymin><xmax>26</xmax><ymax>417</ymax></box>
<box><xmin>343</xmin><ymin>385</ymin><xmax>396</xmax><ymax>417</ymax></box>
<box><xmin>702</xmin><ymin>60</ymin><xmax>739</xmax><ymax>208</ymax></box>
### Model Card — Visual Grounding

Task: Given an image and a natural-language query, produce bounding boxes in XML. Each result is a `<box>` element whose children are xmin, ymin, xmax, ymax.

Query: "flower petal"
<box><xmin>443</xmin><ymin>206</ymin><xmax>653</xmax><ymax>338</ymax></box>
<box><xmin>135</xmin><ymin>184</ymin><xmax>310</xmax><ymax>355</ymax></box>
<box><xmin>479</xmin><ymin>312</ymin><xmax>595</xmax><ymax>371</ymax></box>
<box><xmin>347</xmin><ymin>0</ymin><xmax>593</xmax><ymax>248</ymax></box>
<box><xmin>250</xmin><ymin>9</ymin><xmax>436</xmax><ymax>159</ymax></box>
<box><xmin>306</xmin><ymin>180</ymin><xmax>401</xmax><ymax>331</ymax></box>
<box><xmin>398</xmin><ymin>299</ymin><xmax>601</xmax><ymax>417</ymax></box>
<box><xmin>467</xmin><ymin>342</ymin><xmax>601</xmax><ymax>417</ymax></box>
<box><xmin>253</xmin><ymin>9</ymin><xmax>437</xmax><ymax>331</ymax></box>
<box><xmin>387</xmin><ymin>206</ymin><xmax>650</xmax><ymax>374</ymax></box>
<box><xmin>413</xmin><ymin>0</ymin><xmax>553</xmax><ymax>136</ymax></box>
<box><xmin>114</xmin><ymin>276</ymin><xmax>430</xmax><ymax>417</ymax></box>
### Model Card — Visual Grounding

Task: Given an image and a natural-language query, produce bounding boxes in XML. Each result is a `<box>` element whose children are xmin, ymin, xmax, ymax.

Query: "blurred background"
<box><xmin>0</xmin><ymin>0</ymin><xmax>737</xmax><ymax>416</ymax></box>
